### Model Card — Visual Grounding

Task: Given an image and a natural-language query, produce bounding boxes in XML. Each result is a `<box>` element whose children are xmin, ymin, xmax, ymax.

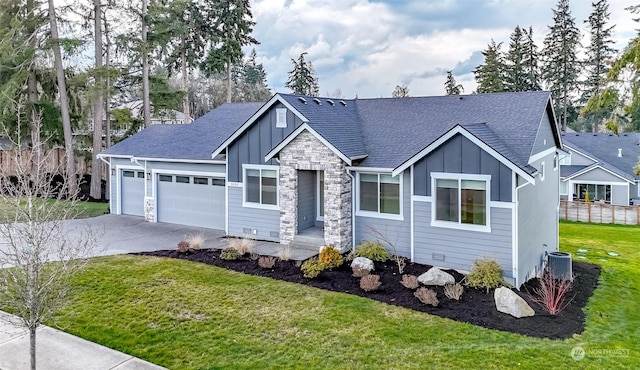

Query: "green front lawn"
<box><xmin>51</xmin><ymin>221</ymin><xmax>638</xmax><ymax>369</ymax></box>
<box><xmin>0</xmin><ymin>199</ymin><xmax>108</xmax><ymax>220</ymax></box>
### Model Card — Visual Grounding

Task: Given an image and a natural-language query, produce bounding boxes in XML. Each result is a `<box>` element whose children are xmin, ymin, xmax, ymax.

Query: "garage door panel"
<box><xmin>121</xmin><ymin>170</ymin><xmax>144</xmax><ymax>216</ymax></box>
<box><xmin>156</xmin><ymin>175</ymin><xmax>225</xmax><ymax>230</ymax></box>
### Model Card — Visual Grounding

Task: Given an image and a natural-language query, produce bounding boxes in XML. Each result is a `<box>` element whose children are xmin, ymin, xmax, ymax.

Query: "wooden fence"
<box><xmin>0</xmin><ymin>148</ymin><xmax>88</xmax><ymax>176</ymax></box>
<box><xmin>560</xmin><ymin>200</ymin><xmax>640</xmax><ymax>225</ymax></box>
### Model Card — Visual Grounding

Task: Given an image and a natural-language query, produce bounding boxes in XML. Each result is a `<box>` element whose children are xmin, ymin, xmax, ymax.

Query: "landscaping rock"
<box><xmin>351</xmin><ymin>257</ymin><xmax>374</xmax><ymax>271</ymax></box>
<box><xmin>418</xmin><ymin>267</ymin><xmax>455</xmax><ymax>286</ymax></box>
<box><xmin>494</xmin><ymin>287</ymin><xmax>535</xmax><ymax>318</ymax></box>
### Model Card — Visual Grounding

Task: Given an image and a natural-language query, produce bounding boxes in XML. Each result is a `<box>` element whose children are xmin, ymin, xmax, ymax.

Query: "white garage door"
<box><xmin>156</xmin><ymin>174</ymin><xmax>225</xmax><ymax>229</ymax></box>
<box><xmin>120</xmin><ymin>170</ymin><xmax>145</xmax><ymax>216</ymax></box>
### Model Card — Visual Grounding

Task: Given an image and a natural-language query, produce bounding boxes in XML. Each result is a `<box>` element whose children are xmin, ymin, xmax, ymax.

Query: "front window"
<box><xmin>433</xmin><ymin>174</ymin><xmax>489</xmax><ymax>230</ymax></box>
<box><xmin>573</xmin><ymin>183</ymin><xmax>610</xmax><ymax>203</ymax></box>
<box><xmin>245</xmin><ymin>167</ymin><xmax>278</xmax><ymax>207</ymax></box>
<box><xmin>358</xmin><ymin>173</ymin><xmax>401</xmax><ymax>216</ymax></box>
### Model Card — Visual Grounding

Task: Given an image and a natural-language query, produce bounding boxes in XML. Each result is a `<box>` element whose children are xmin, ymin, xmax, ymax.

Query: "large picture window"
<box><xmin>358</xmin><ymin>173</ymin><xmax>401</xmax><ymax>216</ymax></box>
<box><xmin>245</xmin><ymin>167</ymin><xmax>278</xmax><ymax>208</ymax></box>
<box><xmin>433</xmin><ymin>174</ymin><xmax>490</xmax><ymax>231</ymax></box>
<box><xmin>573</xmin><ymin>183</ymin><xmax>610</xmax><ymax>203</ymax></box>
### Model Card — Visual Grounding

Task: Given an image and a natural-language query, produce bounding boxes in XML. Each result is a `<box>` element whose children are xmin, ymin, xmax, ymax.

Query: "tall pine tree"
<box><xmin>474</xmin><ymin>40</ymin><xmax>506</xmax><ymax>93</ymax></box>
<box><xmin>580</xmin><ymin>0</ymin><xmax>615</xmax><ymax>132</ymax></box>
<box><xmin>522</xmin><ymin>26</ymin><xmax>542</xmax><ymax>91</ymax></box>
<box><xmin>444</xmin><ymin>70</ymin><xmax>463</xmax><ymax>95</ymax></box>
<box><xmin>504</xmin><ymin>26</ymin><xmax>529</xmax><ymax>92</ymax></box>
<box><xmin>285</xmin><ymin>52</ymin><xmax>319</xmax><ymax>96</ymax></box>
<box><xmin>542</xmin><ymin>0</ymin><xmax>581</xmax><ymax>132</ymax></box>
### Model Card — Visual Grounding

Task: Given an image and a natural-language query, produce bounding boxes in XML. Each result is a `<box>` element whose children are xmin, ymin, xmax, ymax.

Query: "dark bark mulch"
<box><xmin>135</xmin><ymin>249</ymin><xmax>600</xmax><ymax>339</ymax></box>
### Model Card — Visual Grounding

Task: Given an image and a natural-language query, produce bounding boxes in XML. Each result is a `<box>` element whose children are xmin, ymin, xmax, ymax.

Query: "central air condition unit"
<box><xmin>547</xmin><ymin>252</ymin><xmax>573</xmax><ymax>280</ymax></box>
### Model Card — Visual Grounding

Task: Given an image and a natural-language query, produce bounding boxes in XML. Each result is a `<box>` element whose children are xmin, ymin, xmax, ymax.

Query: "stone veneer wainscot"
<box><xmin>278</xmin><ymin>131</ymin><xmax>352</xmax><ymax>251</ymax></box>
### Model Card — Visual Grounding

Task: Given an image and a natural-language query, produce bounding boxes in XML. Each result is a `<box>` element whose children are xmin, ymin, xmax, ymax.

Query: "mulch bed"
<box><xmin>135</xmin><ymin>249</ymin><xmax>600</xmax><ymax>339</ymax></box>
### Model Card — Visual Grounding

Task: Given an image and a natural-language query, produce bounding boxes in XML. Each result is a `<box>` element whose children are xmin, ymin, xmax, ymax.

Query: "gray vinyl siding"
<box><xmin>227</xmin><ymin>104</ymin><xmax>304</xmax><ymax>182</ymax></box>
<box><xmin>567</xmin><ymin>149</ymin><xmax>596</xmax><ymax>166</ymax></box>
<box><xmin>531</xmin><ymin>112</ymin><xmax>556</xmax><ymax>154</ymax></box>
<box><xmin>413</xmin><ymin>134</ymin><xmax>512</xmax><ymax>201</ymax></box>
<box><xmin>355</xmin><ymin>171</ymin><xmax>411</xmax><ymax>257</ymax></box>
<box><xmin>297</xmin><ymin>170</ymin><xmax>316</xmax><ymax>231</ymax></box>
<box><xmin>633</xmin><ymin>182</ymin><xmax>640</xmax><ymax>204</ymax></box>
<box><xmin>611</xmin><ymin>184</ymin><xmax>630</xmax><ymax>206</ymax></box>
<box><xmin>227</xmin><ymin>186</ymin><xmax>280</xmax><ymax>242</ymax></box>
<box><xmin>413</xmin><ymin>202</ymin><xmax>513</xmax><ymax>282</ymax></box>
<box><xmin>517</xmin><ymin>153</ymin><xmax>559</xmax><ymax>286</ymax></box>
<box><xmin>571</xmin><ymin>167</ymin><xmax>626</xmax><ymax>183</ymax></box>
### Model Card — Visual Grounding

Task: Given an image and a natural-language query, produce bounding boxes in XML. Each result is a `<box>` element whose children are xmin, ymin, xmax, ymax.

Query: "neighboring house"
<box><xmin>560</xmin><ymin>133</ymin><xmax>640</xmax><ymax>206</ymax></box>
<box><xmin>99</xmin><ymin>91</ymin><xmax>562</xmax><ymax>287</ymax></box>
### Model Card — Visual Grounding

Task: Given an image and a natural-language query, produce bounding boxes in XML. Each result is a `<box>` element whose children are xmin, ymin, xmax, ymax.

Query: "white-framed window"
<box><xmin>573</xmin><ymin>183</ymin><xmax>611</xmax><ymax>203</ymax></box>
<box><xmin>243</xmin><ymin>165</ymin><xmax>279</xmax><ymax>209</ymax></box>
<box><xmin>431</xmin><ymin>173</ymin><xmax>491</xmax><ymax>232</ymax></box>
<box><xmin>276</xmin><ymin>108</ymin><xmax>287</xmax><ymax>128</ymax></box>
<box><xmin>357</xmin><ymin>172</ymin><xmax>402</xmax><ymax>219</ymax></box>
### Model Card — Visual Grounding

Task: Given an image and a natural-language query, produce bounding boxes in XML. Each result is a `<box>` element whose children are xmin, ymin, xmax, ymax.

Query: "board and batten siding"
<box><xmin>413</xmin><ymin>134</ymin><xmax>512</xmax><ymax>202</ymax></box>
<box><xmin>354</xmin><ymin>171</ymin><xmax>411</xmax><ymax>257</ymax></box>
<box><xmin>227</xmin><ymin>103</ymin><xmax>304</xmax><ymax>182</ymax></box>
<box><xmin>412</xmin><ymin>201</ymin><xmax>514</xmax><ymax>283</ymax></box>
<box><xmin>227</xmin><ymin>186</ymin><xmax>280</xmax><ymax>242</ymax></box>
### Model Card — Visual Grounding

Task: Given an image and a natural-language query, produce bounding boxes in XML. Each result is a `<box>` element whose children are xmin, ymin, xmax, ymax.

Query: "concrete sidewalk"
<box><xmin>0</xmin><ymin>312</ymin><xmax>166</xmax><ymax>370</ymax></box>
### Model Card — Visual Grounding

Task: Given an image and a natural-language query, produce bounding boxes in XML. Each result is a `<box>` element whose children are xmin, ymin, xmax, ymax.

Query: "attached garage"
<box><xmin>120</xmin><ymin>169</ymin><xmax>145</xmax><ymax>216</ymax></box>
<box><xmin>156</xmin><ymin>173</ymin><xmax>226</xmax><ymax>229</ymax></box>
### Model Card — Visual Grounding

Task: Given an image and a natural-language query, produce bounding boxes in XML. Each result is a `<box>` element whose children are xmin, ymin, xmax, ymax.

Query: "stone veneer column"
<box><xmin>278</xmin><ymin>131</ymin><xmax>352</xmax><ymax>251</ymax></box>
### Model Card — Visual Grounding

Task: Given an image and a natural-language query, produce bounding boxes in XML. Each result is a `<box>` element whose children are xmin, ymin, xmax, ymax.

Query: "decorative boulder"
<box><xmin>351</xmin><ymin>257</ymin><xmax>374</xmax><ymax>271</ymax></box>
<box><xmin>494</xmin><ymin>287</ymin><xmax>535</xmax><ymax>318</ymax></box>
<box><xmin>418</xmin><ymin>267</ymin><xmax>455</xmax><ymax>286</ymax></box>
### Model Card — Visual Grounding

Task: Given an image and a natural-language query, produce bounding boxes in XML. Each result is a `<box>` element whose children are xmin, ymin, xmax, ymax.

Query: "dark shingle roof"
<box><xmin>101</xmin><ymin>102</ymin><xmax>263</xmax><ymax>160</ymax></box>
<box><xmin>562</xmin><ymin>133</ymin><xmax>640</xmax><ymax>181</ymax></box>
<box><xmin>560</xmin><ymin>165</ymin><xmax>589</xmax><ymax>178</ymax></box>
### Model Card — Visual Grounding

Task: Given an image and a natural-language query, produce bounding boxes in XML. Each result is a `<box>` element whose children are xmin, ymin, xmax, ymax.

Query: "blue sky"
<box><xmin>249</xmin><ymin>0</ymin><xmax>638</xmax><ymax>98</ymax></box>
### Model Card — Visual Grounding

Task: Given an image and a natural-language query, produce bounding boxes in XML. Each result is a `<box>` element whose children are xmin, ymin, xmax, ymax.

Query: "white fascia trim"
<box><xmin>99</xmin><ymin>154</ymin><xmax>133</xmax><ymax>159</ymax></box>
<box><xmin>225</xmin><ymin>152</ymin><xmax>229</xmax><ymax>235</ymax></box>
<box><xmin>562</xmin><ymin>144</ymin><xmax>599</xmax><ymax>164</ymax></box>
<box><xmin>135</xmin><ymin>157</ymin><xmax>225</xmax><ymax>164</ymax></box>
<box><xmin>264</xmin><ymin>123</ymin><xmax>352</xmax><ymax>165</ymax></box>
<box><xmin>412</xmin><ymin>195</ymin><xmax>432</xmax><ymax>202</ymax></box>
<box><xmin>568</xmin><ymin>179</ymin><xmax>629</xmax><ymax>186</ymax></box>
<box><xmin>346</xmin><ymin>166</ymin><xmax>395</xmax><ymax>173</ymax></box>
<box><xmin>564</xmin><ymin>164</ymin><xmax>634</xmax><ymax>184</ymax></box>
<box><xmin>410</xmin><ymin>165</ymin><xmax>415</xmax><ymax>262</ymax></box>
<box><xmin>211</xmin><ymin>94</ymin><xmax>308</xmax><ymax>159</ymax></box>
<box><xmin>392</xmin><ymin>125</ymin><xmax>535</xmax><ymax>184</ymax></box>
<box><xmin>528</xmin><ymin>146</ymin><xmax>556</xmax><ymax>164</ymax></box>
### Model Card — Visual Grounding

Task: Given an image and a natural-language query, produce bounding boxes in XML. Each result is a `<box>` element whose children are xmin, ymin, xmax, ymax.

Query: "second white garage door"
<box><xmin>156</xmin><ymin>174</ymin><xmax>225</xmax><ymax>230</ymax></box>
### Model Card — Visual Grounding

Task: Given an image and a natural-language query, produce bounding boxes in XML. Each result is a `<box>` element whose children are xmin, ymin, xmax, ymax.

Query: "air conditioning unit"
<box><xmin>547</xmin><ymin>252</ymin><xmax>572</xmax><ymax>281</ymax></box>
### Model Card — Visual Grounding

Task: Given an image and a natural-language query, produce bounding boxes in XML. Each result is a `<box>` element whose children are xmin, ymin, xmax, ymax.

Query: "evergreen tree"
<box><xmin>201</xmin><ymin>0</ymin><xmax>258</xmax><ymax>103</ymax></box>
<box><xmin>541</xmin><ymin>0</ymin><xmax>581</xmax><ymax>132</ymax></box>
<box><xmin>285</xmin><ymin>52</ymin><xmax>319</xmax><ymax>96</ymax></box>
<box><xmin>522</xmin><ymin>26</ymin><xmax>542</xmax><ymax>91</ymax></box>
<box><xmin>444</xmin><ymin>71</ymin><xmax>463</xmax><ymax>95</ymax></box>
<box><xmin>474</xmin><ymin>40</ymin><xmax>506</xmax><ymax>93</ymax></box>
<box><xmin>580</xmin><ymin>0</ymin><xmax>615</xmax><ymax>132</ymax></box>
<box><xmin>392</xmin><ymin>84</ymin><xmax>410</xmax><ymax>97</ymax></box>
<box><xmin>504</xmin><ymin>26</ymin><xmax>529</xmax><ymax>92</ymax></box>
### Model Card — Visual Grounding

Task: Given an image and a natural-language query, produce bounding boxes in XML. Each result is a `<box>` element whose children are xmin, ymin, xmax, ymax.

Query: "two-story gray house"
<box><xmin>99</xmin><ymin>91</ymin><xmax>563</xmax><ymax>288</ymax></box>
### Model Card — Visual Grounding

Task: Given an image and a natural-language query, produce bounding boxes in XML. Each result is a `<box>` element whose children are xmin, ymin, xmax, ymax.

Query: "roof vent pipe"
<box><xmin>618</xmin><ymin>148</ymin><xmax>623</xmax><ymax>157</ymax></box>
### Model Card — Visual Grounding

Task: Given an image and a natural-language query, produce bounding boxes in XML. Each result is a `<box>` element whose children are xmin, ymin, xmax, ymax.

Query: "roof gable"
<box><xmin>562</xmin><ymin>133</ymin><xmax>640</xmax><ymax>181</ymax></box>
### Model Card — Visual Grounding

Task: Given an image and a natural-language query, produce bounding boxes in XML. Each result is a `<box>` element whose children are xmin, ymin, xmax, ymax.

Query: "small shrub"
<box><xmin>228</xmin><ymin>237</ymin><xmax>254</xmax><ymax>255</ymax></box>
<box><xmin>360</xmin><ymin>274</ymin><xmax>382</xmax><ymax>292</ymax></box>
<box><xmin>400</xmin><ymin>274</ymin><xmax>419</xmax><ymax>290</ymax></box>
<box><xmin>444</xmin><ymin>283</ymin><xmax>464</xmax><ymax>300</ymax></box>
<box><xmin>258</xmin><ymin>256</ymin><xmax>277</xmax><ymax>269</ymax></box>
<box><xmin>186</xmin><ymin>233</ymin><xmax>206</xmax><ymax>250</ymax></box>
<box><xmin>278</xmin><ymin>245</ymin><xmax>292</xmax><ymax>261</ymax></box>
<box><xmin>352</xmin><ymin>265</ymin><xmax>371</xmax><ymax>278</ymax></box>
<box><xmin>301</xmin><ymin>257</ymin><xmax>326</xmax><ymax>279</ymax></box>
<box><xmin>528</xmin><ymin>269</ymin><xmax>575</xmax><ymax>316</ymax></box>
<box><xmin>318</xmin><ymin>245</ymin><xmax>343</xmax><ymax>269</ymax></box>
<box><xmin>414</xmin><ymin>287</ymin><xmax>439</xmax><ymax>307</ymax></box>
<box><xmin>220</xmin><ymin>247</ymin><xmax>240</xmax><ymax>261</ymax></box>
<box><xmin>466</xmin><ymin>257</ymin><xmax>506</xmax><ymax>292</ymax></box>
<box><xmin>354</xmin><ymin>241</ymin><xmax>390</xmax><ymax>262</ymax></box>
<box><xmin>177</xmin><ymin>241</ymin><xmax>190</xmax><ymax>253</ymax></box>
<box><xmin>249</xmin><ymin>253</ymin><xmax>260</xmax><ymax>261</ymax></box>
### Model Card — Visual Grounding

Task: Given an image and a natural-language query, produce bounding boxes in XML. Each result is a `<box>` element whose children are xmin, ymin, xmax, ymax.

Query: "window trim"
<box><xmin>316</xmin><ymin>170</ymin><xmax>324</xmax><ymax>222</ymax></box>
<box><xmin>355</xmin><ymin>172</ymin><xmax>404</xmax><ymax>221</ymax></box>
<box><xmin>275</xmin><ymin>108</ymin><xmax>287</xmax><ymax>128</ymax></box>
<box><xmin>430</xmin><ymin>172</ymin><xmax>491</xmax><ymax>233</ymax></box>
<box><xmin>242</xmin><ymin>164</ymin><xmax>279</xmax><ymax>210</ymax></box>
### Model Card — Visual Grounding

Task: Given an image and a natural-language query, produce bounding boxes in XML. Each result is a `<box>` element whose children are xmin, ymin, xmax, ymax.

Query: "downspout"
<box><xmin>513</xmin><ymin>178</ymin><xmax>533</xmax><ymax>288</ymax></box>
<box><xmin>346</xmin><ymin>168</ymin><xmax>356</xmax><ymax>251</ymax></box>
